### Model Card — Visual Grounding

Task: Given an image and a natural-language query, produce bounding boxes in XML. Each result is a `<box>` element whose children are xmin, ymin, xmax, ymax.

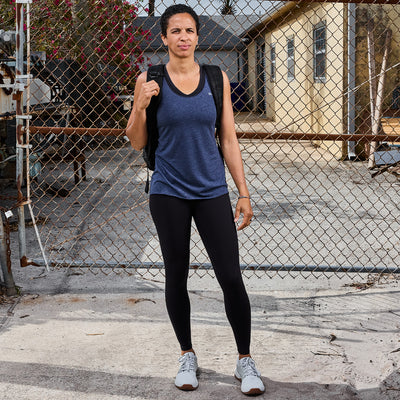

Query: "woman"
<box><xmin>126</xmin><ymin>4</ymin><xmax>265</xmax><ymax>396</ymax></box>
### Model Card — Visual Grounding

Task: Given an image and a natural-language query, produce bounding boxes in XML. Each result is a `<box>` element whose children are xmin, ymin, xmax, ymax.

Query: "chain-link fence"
<box><xmin>1</xmin><ymin>1</ymin><xmax>400</xmax><ymax>279</ymax></box>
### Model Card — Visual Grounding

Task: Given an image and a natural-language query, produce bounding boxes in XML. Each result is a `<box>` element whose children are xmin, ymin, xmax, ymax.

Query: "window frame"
<box><xmin>287</xmin><ymin>36</ymin><xmax>295</xmax><ymax>81</ymax></box>
<box><xmin>270</xmin><ymin>43</ymin><xmax>276</xmax><ymax>82</ymax></box>
<box><xmin>313</xmin><ymin>21</ymin><xmax>327</xmax><ymax>83</ymax></box>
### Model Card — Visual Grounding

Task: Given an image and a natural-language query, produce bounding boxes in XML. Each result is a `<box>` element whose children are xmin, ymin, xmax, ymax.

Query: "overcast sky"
<box><xmin>135</xmin><ymin>0</ymin><xmax>275</xmax><ymax>16</ymax></box>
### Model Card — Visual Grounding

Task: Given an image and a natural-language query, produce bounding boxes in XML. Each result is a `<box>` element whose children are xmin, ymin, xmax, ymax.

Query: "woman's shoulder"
<box><xmin>202</xmin><ymin>64</ymin><xmax>228</xmax><ymax>83</ymax></box>
<box><xmin>136</xmin><ymin>71</ymin><xmax>147</xmax><ymax>84</ymax></box>
<box><xmin>220</xmin><ymin>69</ymin><xmax>229</xmax><ymax>83</ymax></box>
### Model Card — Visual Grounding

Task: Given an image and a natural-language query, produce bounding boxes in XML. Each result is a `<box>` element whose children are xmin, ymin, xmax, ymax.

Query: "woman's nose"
<box><xmin>180</xmin><ymin>31</ymin><xmax>189</xmax><ymax>40</ymax></box>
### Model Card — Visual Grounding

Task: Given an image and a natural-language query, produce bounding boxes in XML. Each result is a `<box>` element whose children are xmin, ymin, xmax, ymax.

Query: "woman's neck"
<box><xmin>166</xmin><ymin>59</ymin><xmax>198</xmax><ymax>76</ymax></box>
<box><xmin>165</xmin><ymin>59</ymin><xmax>201</xmax><ymax>95</ymax></box>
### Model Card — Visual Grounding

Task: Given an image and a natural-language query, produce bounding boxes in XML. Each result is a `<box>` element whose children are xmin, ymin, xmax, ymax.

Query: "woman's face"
<box><xmin>161</xmin><ymin>13</ymin><xmax>198</xmax><ymax>59</ymax></box>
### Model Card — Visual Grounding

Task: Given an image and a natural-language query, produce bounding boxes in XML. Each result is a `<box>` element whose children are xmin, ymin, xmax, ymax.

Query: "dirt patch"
<box><xmin>20</xmin><ymin>294</ymin><xmax>42</xmax><ymax>305</ymax></box>
<box><xmin>54</xmin><ymin>296</ymin><xmax>87</xmax><ymax>304</ymax></box>
<box><xmin>0</xmin><ymin>293</ymin><xmax>17</xmax><ymax>305</ymax></box>
<box><xmin>126</xmin><ymin>297</ymin><xmax>156</xmax><ymax>305</ymax></box>
<box><xmin>69</xmin><ymin>296</ymin><xmax>86</xmax><ymax>303</ymax></box>
<box><xmin>343</xmin><ymin>274</ymin><xmax>400</xmax><ymax>291</ymax></box>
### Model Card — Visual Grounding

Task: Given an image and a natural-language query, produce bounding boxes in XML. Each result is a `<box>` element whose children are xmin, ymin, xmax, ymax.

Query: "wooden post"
<box><xmin>367</xmin><ymin>18</ymin><xmax>377</xmax><ymax>168</ymax></box>
<box><xmin>367</xmin><ymin>19</ymin><xmax>377</xmax><ymax>132</ymax></box>
<box><xmin>368</xmin><ymin>24</ymin><xmax>392</xmax><ymax>168</ymax></box>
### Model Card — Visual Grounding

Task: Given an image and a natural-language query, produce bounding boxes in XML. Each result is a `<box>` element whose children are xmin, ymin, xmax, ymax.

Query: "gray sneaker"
<box><xmin>234</xmin><ymin>356</ymin><xmax>265</xmax><ymax>395</ymax></box>
<box><xmin>174</xmin><ymin>352</ymin><xmax>199</xmax><ymax>391</ymax></box>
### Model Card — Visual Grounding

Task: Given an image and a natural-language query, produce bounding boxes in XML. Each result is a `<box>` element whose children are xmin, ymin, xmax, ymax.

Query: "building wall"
<box><xmin>247</xmin><ymin>3</ymin><xmax>345</xmax><ymax>143</ymax></box>
<box><xmin>264</xmin><ymin>35</ymin><xmax>274</xmax><ymax>120</ymax></box>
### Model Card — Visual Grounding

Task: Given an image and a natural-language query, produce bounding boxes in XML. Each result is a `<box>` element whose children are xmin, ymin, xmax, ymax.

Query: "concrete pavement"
<box><xmin>1</xmin><ymin>267</ymin><xmax>399</xmax><ymax>400</ymax></box>
<box><xmin>1</xmin><ymin>133</ymin><xmax>400</xmax><ymax>399</ymax></box>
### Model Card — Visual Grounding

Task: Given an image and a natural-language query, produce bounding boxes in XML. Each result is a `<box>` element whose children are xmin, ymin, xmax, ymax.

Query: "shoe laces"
<box><xmin>178</xmin><ymin>353</ymin><xmax>197</xmax><ymax>373</ymax></box>
<box><xmin>239</xmin><ymin>357</ymin><xmax>261</xmax><ymax>378</ymax></box>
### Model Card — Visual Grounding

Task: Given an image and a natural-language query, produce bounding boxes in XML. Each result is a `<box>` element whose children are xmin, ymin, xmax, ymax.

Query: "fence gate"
<box><xmin>1</xmin><ymin>0</ymin><xmax>400</xmax><ymax>279</ymax></box>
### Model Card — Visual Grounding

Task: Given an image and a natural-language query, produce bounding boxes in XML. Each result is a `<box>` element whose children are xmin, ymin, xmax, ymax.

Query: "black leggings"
<box><xmin>149</xmin><ymin>193</ymin><xmax>251</xmax><ymax>355</ymax></box>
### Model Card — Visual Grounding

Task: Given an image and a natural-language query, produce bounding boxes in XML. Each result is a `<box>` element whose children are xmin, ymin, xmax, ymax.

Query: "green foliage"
<box><xmin>220</xmin><ymin>0</ymin><xmax>236</xmax><ymax>15</ymax></box>
<box><xmin>0</xmin><ymin>1</ymin><xmax>15</xmax><ymax>31</ymax></box>
<box><xmin>0</xmin><ymin>0</ymin><xmax>150</xmax><ymax>93</ymax></box>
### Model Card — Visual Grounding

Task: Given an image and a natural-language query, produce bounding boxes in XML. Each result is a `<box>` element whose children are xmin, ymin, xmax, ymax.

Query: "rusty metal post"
<box><xmin>0</xmin><ymin>211</ymin><xmax>17</xmax><ymax>296</ymax></box>
<box><xmin>15</xmin><ymin>0</ymin><xmax>28</xmax><ymax>267</ymax></box>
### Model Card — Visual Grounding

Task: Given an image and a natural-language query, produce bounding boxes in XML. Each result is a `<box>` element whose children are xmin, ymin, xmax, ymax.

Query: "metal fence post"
<box><xmin>15</xmin><ymin>0</ymin><xmax>28</xmax><ymax>267</ymax></box>
<box><xmin>0</xmin><ymin>212</ymin><xmax>17</xmax><ymax>296</ymax></box>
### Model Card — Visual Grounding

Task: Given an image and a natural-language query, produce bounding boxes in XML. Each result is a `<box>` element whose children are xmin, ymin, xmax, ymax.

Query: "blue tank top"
<box><xmin>149</xmin><ymin>66</ymin><xmax>228</xmax><ymax>199</ymax></box>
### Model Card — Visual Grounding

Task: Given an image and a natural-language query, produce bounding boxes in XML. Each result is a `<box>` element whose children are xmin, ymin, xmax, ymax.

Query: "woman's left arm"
<box><xmin>219</xmin><ymin>71</ymin><xmax>253</xmax><ymax>231</ymax></box>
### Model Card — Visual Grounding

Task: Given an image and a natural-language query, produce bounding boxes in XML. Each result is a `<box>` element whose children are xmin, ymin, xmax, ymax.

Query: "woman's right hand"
<box><xmin>126</xmin><ymin>72</ymin><xmax>160</xmax><ymax>150</ymax></box>
<box><xmin>136</xmin><ymin>77</ymin><xmax>160</xmax><ymax>110</ymax></box>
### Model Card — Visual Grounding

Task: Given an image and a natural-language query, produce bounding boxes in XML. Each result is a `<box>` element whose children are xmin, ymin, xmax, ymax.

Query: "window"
<box><xmin>313</xmin><ymin>22</ymin><xmax>326</xmax><ymax>82</ymax></box>
<box><xmin>287</xmin><ymin>36</ymin><xmax>295</xmax><ymax>81</ymax></box>
<box><xmin>270</xmin><ymin>43</ymin><xmax>276</xmax><ymax>82</ymax></box>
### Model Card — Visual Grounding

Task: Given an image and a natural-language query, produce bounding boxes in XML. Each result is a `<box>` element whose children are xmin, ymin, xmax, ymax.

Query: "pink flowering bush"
<box><xmin>1</xmin><ymin>0</ymin><xmax>150</xmax><ymax>93</ymax></box>
<box><xmin>0</xmin><ymin>1</ymin><xmax>15</xmax><ymax>31</ymax></box>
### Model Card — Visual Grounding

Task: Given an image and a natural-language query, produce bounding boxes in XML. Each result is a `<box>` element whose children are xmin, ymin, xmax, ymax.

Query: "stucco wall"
<box><xmin>247</xmin><ymin>3</ymin><xmax>345</xmax><ymax>141</ymax></box>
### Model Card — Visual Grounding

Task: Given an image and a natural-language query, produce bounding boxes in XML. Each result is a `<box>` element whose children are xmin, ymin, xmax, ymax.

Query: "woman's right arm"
<box><xmin>126</xmin><ymin>71</ymin><xmax>160</xmax><ymax>151</ymax></box>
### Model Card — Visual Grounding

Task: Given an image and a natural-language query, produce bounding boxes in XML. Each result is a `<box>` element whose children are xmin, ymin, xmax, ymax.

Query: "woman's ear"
<box><xmin>161</xmin><ymin>34</ymin><xmax>168</xmax><ymax>46</ymax></box>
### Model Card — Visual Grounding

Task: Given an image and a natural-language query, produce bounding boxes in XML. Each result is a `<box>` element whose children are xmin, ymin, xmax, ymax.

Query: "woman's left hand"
<box><xmin>234</xmin><ymin>198</ymin><xmax>253</xmax><ymax>230</ymax></box>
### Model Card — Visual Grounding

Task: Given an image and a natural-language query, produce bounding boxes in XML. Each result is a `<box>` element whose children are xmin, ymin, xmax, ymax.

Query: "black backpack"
<box><xmin>143</xmin><ymin>64</ymin><xmax>224</xmax><ymax>192</ymax></box>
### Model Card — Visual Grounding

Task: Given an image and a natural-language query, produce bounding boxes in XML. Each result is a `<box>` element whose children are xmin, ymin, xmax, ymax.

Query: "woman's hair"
<box><xmin>160</xmin><ymin>4</ymin><xmax>200</xmax><ymax>37</ymax></box>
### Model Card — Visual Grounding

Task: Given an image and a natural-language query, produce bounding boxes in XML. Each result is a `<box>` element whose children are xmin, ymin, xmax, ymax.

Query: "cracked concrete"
<box><xmin>0</xmin><ymin>266</ymin><xmax>399</xmax><ymax>399</ymax></box>
<box><xmin>1</xmin><ymin>129</ymin><xmax>400</xmax><ymax>398</ymax></box>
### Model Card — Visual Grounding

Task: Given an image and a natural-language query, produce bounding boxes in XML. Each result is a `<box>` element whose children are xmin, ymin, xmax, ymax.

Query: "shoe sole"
<box><xmin>175</xmin><ymin>384</ymin><xmax>198</xmax><ymax>391</ymax></box>
<box><xmin>235</xmin><ymin>374</ymin><xmax>265</xmax><ymax>396</ymax></box>
<box><xmin>175</xmin><ymin>368</ymin><xmax>199</xmax><ymax>391</ymax></box>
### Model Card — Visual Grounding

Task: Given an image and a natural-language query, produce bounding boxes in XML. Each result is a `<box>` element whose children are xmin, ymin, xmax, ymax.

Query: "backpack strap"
<box><xmin>147</xmin><ymin>64</ymin><xmax>165</xmax><ymax>87</ymax></box>
<box><xmin>203</xmin><ymin>64</ymin><xmax>224</xmax><ymax>137</ymax></box>
<box><xmin>143</xmin><ymin>64</ymin><xmax>164</xmax><ymax>192</ymax></box>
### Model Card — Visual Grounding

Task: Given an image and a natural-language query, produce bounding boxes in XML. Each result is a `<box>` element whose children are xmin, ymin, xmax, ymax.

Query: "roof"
<box><xmin>210</xmin><ymin>15</ymin><xmax>260</xmax><ymax>37</ymax></box>
<box><xmin>133</xmin><ymin>15</ymin><xmax>245</xmax><ymax>51</ymax></box>
<box><xmin>241</xmin><ymin>2</ymin><xmax>297</xmax><ymax>38</ymax></box>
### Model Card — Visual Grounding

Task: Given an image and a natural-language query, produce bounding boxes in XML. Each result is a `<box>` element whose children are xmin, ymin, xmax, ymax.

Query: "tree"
<box><xmin>0</xmin><ymin>0</ymin><xmax>150</xmax><ymax>93</ymax></box>
<box><xmin>0</xmin><ymin>1</ymin><xmax>16</xmax><ymax>57</ymax></box>
<box><xmin>148</xmin><ymin>0</ymin><xmax>154</xmax><ymax>16</ymax></box>
<box><xmin>0</xmin><ymin>1</ymin><xmax>15</xmax><ymax>31</ymax></box>
<box><xmin>0</xmin><ymin>0</ymin><xmax>151</xmax><ymax>127</ymax></box>
<box><xmin>220</xmin><ymin>0</ymin><xmax>236</xmax><ymax>15</ymax></box>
